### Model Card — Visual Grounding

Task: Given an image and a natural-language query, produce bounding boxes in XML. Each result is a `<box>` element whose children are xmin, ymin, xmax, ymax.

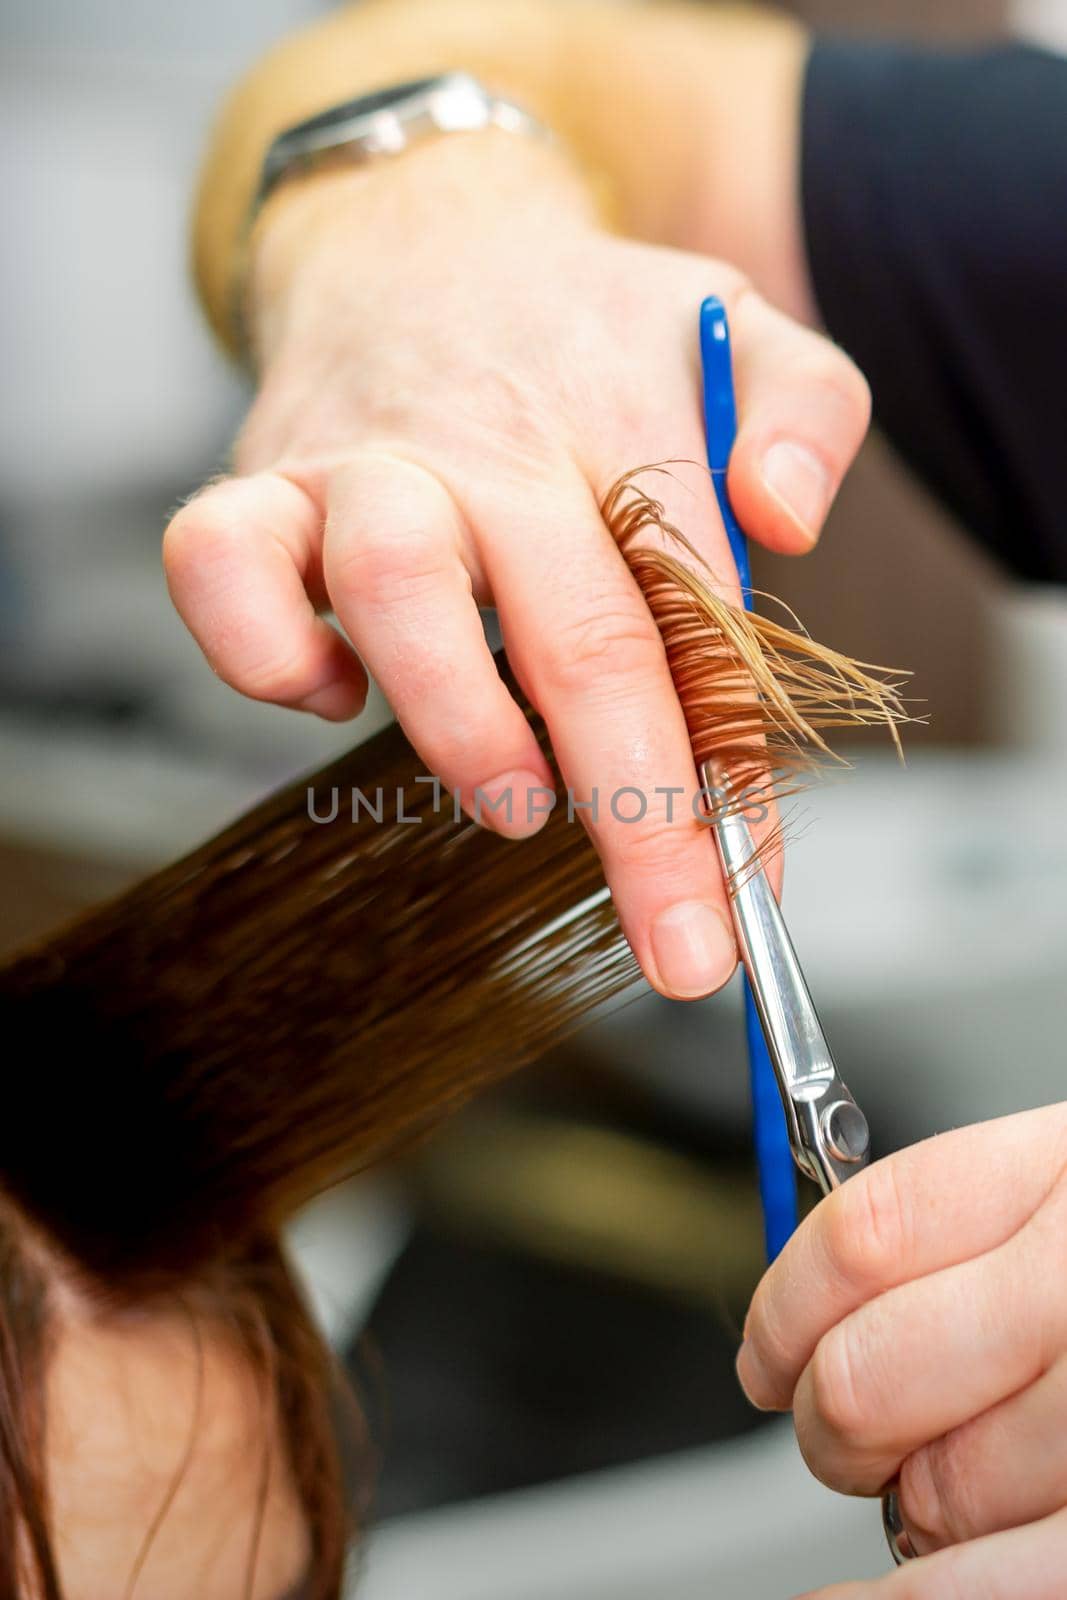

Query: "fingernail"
<box><xmin>761</xmin><ymin>440</ymin><xmax>833</xmax><ymax>540</ymax></box>
<box><xmin>649</xmin><ymin>901</ymin><xmax>736</xmax><ymax>998</ymax></box>
<box><xmin>472</xmin><ymin>770</ymin><xmax>554</xmax><ymax>840</ymax></box>
<box><xmin>735</xmin><ymin>1340</ymin><xmax>774</xmax><ymax>1410</ymax></box>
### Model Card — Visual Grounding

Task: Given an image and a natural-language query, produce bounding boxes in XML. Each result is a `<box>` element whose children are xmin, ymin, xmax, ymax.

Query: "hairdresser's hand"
<box><xmin>165</xmin><ymin>131</ymin><xmax>869</xmax><ymax>1001</ymax></box>
<box><xmin>738</xmin><ymin>1104</ymin><xmax>1067</xmax><ymax>1597</ymax></box>
<box><xmin>798</xmin><ymin>1509</ymin><xmax>1067</xmax><ymax>1600</ymax></box>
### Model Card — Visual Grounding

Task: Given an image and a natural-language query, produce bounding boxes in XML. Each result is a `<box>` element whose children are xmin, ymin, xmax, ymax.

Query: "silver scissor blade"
<box><xmin>701</xmin><ymin>766</ymin><xmax>870</xmax><ymax>1194</ymax></box>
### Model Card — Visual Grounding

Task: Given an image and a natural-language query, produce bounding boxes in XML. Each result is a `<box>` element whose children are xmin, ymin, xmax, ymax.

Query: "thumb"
<box><xmin>726</xmin><ymin>289</ymin><xmax>871</xmax><ymax>554</ymax></box>
<box><xmin>795</xmin><ymin>1502</ymin><xmax>1067</xmax><ymax>1599</ymax></box>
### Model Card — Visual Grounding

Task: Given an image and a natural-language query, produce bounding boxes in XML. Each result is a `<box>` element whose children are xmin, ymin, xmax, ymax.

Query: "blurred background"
<box><xmin>2</xmin><ymin>2</ymin><xmax>1066</xmax><ymax>1597</ymax></box>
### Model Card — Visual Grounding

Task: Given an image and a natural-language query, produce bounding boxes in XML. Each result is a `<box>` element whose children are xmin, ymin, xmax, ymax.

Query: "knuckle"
<box><xmin>811</xmin><ymin>345</ymin><xmax>872</xmax><ymax>437</ymax></box>
<box><xmin>845</xmin><ymin>358</ymin><xmax>872</xmax><ymax>424</ymax></box>
<box><xmin>163</xmin><ymin>483</ymin><xmax>280</xmax><ymax>603</ymax></box>
<box><xmin>745</xmin><ymin>1293</ymin><xmax>799</xmax><ymax>1405</ymax></box>
<box><xmin>231</xmin><ymin>645</ymin><xmax>315</xmax><ymax>705</ymax></box>
<box><xmin>421</xmin><ymin>718</ymin><xmax>502</xmax><ymax>785</ymax></box>
<box><xmin>162</xmin><ymin>497</ymin><xmax>232</xmax><ymax>590</ymax></box>
<box><xmin>327</xmin><ymin>524</ymin><xmax>451</xmax><ymax>611</ymax></box>
<box><xmin>606</xmin><ymin>810</ymin><xmax>692</xmax><ymax>872</ymax></box>
<box><xmin>823</xmin><ymin>1159</ymin><xmax>911</xmax><ymax>1295</ymax></box>
<box><xmin>807</xmin><ymin>1325</ymin><xmax>873</xmax><ymax>1449</ymax></box>
<box><xmin>838</xmin><ymin>360</ymin><xmax>872</xmax><ymax>435</ymax></box>
<box><xmin>538</xmin><ymin>605</ymin><xmax>665</xmax><ymax>696</ymax></box>
<box><xmin>722</xmin><ymin>277</ymin><xmax>761</xmax><ymax>323</ymax></box>
<box><xmin>901</xmin><ymin>1435</ymin><xmax>982</xmax><ymax>1547</ymax></box>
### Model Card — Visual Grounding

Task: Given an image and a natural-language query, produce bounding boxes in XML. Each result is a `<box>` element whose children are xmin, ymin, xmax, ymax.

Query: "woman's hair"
<box><xmin>0</xmin><ymin>1209</ymin><xmax>358</xmax><ymax>1600</ymax></box>
<box><xmin>0</xmin><ymin>471</ymin><xmax>908</xmax><ymax>1596</ymax></box>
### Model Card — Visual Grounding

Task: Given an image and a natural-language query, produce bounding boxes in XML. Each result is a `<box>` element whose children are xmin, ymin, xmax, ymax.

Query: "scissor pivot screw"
<box><xmin>821</xmin><ymin>1101</ymin><xmax>870</xmax><ymax>1164</ymax></box>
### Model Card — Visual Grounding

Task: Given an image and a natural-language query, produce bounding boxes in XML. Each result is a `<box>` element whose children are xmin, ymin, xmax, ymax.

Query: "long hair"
<box><xmin>0</xmin><ymin>471</ymin><xmax>908</xmax><ymax>1595</ymax></box>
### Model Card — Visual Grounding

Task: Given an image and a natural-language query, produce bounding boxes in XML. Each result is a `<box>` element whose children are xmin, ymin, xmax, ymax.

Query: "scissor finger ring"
<box><xmin>882</xmin><ymin>1487</ymin><xmax>919</xmax><ymax>1564</ymax></box>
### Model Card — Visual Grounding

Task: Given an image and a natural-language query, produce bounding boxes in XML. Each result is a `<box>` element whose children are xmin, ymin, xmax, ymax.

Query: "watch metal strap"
<box><xmin>233</xmin><ymin>73</ymin><xmax>548</xmax><ymax>365</ymax></box>
<box><xmin>254</xmin><ymin>72</ymin><xmax>545</xmax><ymax>218</ymax></box>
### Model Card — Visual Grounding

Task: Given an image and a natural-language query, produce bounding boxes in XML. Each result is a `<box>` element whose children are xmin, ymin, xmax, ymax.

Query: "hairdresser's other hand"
<box><xmin>739</xmin><ymin>1104</ymin><xmax>1067</xmax><ymax>1590</ymax></box>
<box><xmin>165</xmin><ymin>131</ymin><xmax>870</xmax><ymax>1001</ymax></box>
<box><xmin>795</xmin><ymin>1508</ymin><xmax>1067</xmax><ymax>1600</ymax></box>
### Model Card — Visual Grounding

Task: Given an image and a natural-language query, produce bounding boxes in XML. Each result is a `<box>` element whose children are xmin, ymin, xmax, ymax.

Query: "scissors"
<box><xmin>700</xmin><ymin>298</ymin><xmax>913</xmax><ymax>1567</ymax></box>
<box><xmin>706</xmin><ymin>780</ymin><xmax>872</xmax><ymax>1195</ymax></box>
<box><xmin>710</xmin><ymin>778</ymin><xmax>914</xmax><ymax>1568</ymax></box>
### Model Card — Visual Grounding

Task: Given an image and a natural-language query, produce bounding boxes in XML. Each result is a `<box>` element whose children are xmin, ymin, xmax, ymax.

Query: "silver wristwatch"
<box><xmin>253</xmin><ymin>71</ymin><xmax>547</xmax><ymax>221</ymax></box>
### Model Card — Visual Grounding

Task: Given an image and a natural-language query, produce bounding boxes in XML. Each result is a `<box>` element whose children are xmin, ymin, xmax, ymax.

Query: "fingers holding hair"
<box><xmin>322</xmin><ymin>452</ymin><xmax>555</xmax><ymax>838</ymax></box>
<box><xmin>480</xmin><ymin>473</ymin><xmax>740</xmax><ymax>1002</ymax></box>
<box><xmin>163</xmin><ymin>472</ymin><xmax>367</xmax><ymax>720</ymax></box>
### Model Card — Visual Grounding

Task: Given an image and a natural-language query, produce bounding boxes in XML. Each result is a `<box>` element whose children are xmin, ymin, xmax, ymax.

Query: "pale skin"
<box><xmin>740</xmin><ymin>1108</ymin><xmax>1067</xmax><ymax>1598</ymax></box>
<box><xmin>157</xmin><ymin>2</ymin><xmax>1067</xmax><ymax>1595</ymax></box>
<box><xmin>169</xmin><ymin>2</ymin><xmax>868</xmax><ymax>1005</ymax></box>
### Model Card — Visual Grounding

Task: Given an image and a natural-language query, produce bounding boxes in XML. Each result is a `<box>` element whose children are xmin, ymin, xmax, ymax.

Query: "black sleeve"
<box><xmin>802</xmin><ymin>39</ymin><xmax>1067</xmax><ymax>585</ymax></box>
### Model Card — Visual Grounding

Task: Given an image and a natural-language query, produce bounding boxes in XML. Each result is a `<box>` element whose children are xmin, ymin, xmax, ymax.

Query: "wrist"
<box><xmin>246</xmin><ymin>127</ymin><xmax>598</xmax><ymax>369</ymax></box>
<box><xmin>193</xmin><ymin>0</ymin><xmax>612</xmax><ymax>355</ymax></box>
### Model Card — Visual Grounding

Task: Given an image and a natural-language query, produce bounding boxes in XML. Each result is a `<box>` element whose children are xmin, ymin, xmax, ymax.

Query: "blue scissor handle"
<box><xmin>699</xmin><ymin>295</ymin><xmax>798</xmax><ymax>1261</ymax></box>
